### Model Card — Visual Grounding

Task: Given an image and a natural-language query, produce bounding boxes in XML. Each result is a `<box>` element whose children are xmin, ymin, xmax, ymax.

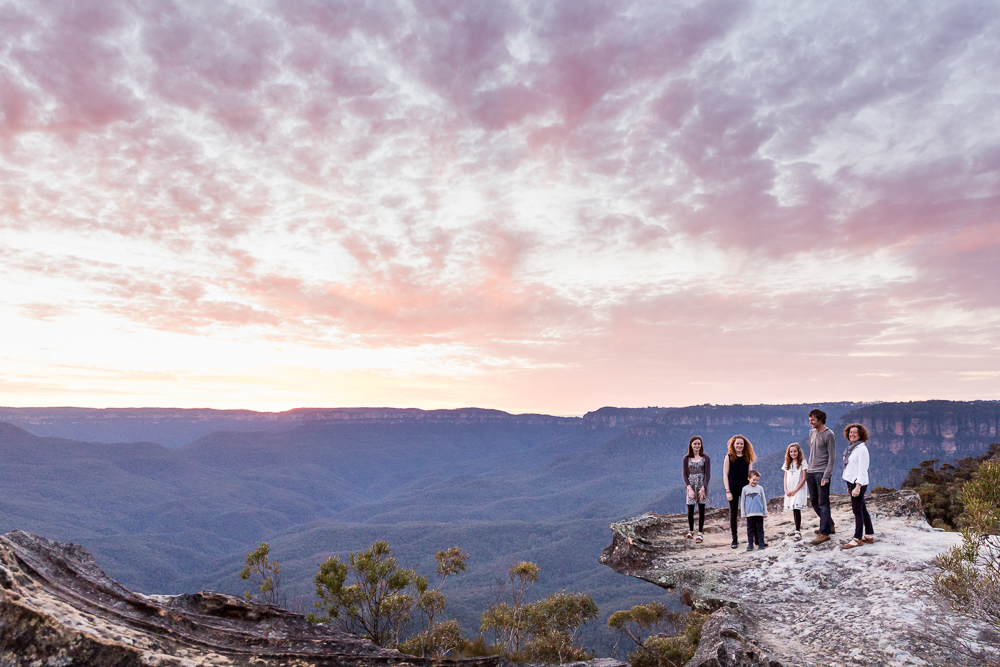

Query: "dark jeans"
<box><xmin>687</xmin><ymin>503</ymin><xmax>706</xmax><ymax>532</ymax></box>
<box><xmin>806</xmin><ymin>472</ymin><xmax>835</xmax><ymax>535</ymax></box>
<box><xmin>728</xmin><ymin>493</ymin><xmax>744</xmax><ymax>542</ymax></box>
<box><xmin>746</xmin><ymin>516</ymin><xmax>765</xmax><ymax>547</ymax></box>
<box><xmin>847</xmin><ymin>481</ymin><xmax>874</xmax><ymax>540</ymax></box>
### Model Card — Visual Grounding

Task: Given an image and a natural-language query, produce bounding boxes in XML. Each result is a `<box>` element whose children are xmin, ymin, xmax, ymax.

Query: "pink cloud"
<box><xmin>1</xmin><ymin>0</ymin><xmax>999</xmax><ymax>408</ymax></box>
<box><xmin>7</xmin><ymin>0</ymin><xmax>140</xmax><ymax>132</ymax></box>
<box><xmin>0</xmin><ymin>72</ymin><xmax>34</xmax><ymax>139</ymax></box>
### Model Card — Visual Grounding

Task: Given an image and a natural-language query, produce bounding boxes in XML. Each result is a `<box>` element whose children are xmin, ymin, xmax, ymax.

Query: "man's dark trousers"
<box><xmin>806</xmin><ymin>471</ymin><xmax>835</xmax><ymax>535</ymax></box>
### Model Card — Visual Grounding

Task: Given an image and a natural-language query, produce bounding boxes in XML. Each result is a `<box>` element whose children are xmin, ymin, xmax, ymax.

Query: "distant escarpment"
<box><xmin>0</xmin><ymin>407</ymin><xmax>579</xmax><ymax>447</ymax></box>
<box><xmin>836</xmin><ymin>400</ymin><xmax>1000</xmax><ymax>456</ymax></box>
<box><xmin>600</xmin><ymin>490</ymin><xmax>996</xmax><ymax>667</ymax></box>
<box><xmin>294</xmin><ymin>407</ymin><xmax>579</xmax><ymax>427</ymax></box>
<box><xmin>582</xmin><ymin>407</ymin><xmax>670</xmax><ymax>430</ymax></box>
<box><xmin>0</xmin><ymin>530</ymin><xmax>502</xmax><ymax>667</ymax></box>
<box><xmin>835</xmin><ymin>400</ymin><xmax>1000</xmax><ymax>489</ymax></box>
<box><xmin>588</xmin><ymin>402</ymin><xmax>863</xmax><ymax>455</ymax></box>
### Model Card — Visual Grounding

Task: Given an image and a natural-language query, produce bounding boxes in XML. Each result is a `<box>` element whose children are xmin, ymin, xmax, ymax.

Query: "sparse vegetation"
<box><xmin>239</xmin><ymin>541</ymin><xmax>286</xmax><ymax>609</ymax></box>
<box><xmin>307</xmin><ymin>540</ymin><xmax>418</xmax><ymax>646</ymax></box>
<box><xmin>520</xmin><ymin>591</ymin><xmax>598</xmax><ymax>663</ymax></box>
<box><xmin>480</xmin><ymin>561</ymin><xmax>598</xmax><ymax>663</ymax></box>
<box><xmin>933</xmin><ymin>458</ymin><xmax>1000</xmax><ymax>658</ymax></box>
<box><xmin>480</xmin><ymin>560</ymin><xmax>540</xmax><ymax>655</ymax></box>
<box><xmin>902</xmin><ymin>457</ymin><xmax>984</xmax><ymax>530</ymax></box>
<box><xmin>399</xmin><ymin>546</ymin><xmax>469</xmax><ymax>657</ymax></box>
<box><xmin>608</xmin><ymin>602</ymin><xmax>706</xmax><ymax>667</ymax></box>
<box><xmin>299</xmin><ymin>544</ymin><xmax>599</xmax><ymax>663</ymax></box>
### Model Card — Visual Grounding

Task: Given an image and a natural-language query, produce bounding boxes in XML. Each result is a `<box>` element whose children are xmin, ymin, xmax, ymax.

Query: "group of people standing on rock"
<box><xmin>680</xmin><ymin>409</ymin><xmax>875</xmax><ymax>550</ymax></box>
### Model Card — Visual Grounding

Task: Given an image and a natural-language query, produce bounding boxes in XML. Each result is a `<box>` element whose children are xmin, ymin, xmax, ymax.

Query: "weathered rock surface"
<box><xmin>0</xmin><ymin>530</ymin><xmax>502</xmax><ymax>667</ymax></box>
<box><xmin>601</xmin><ymin>490</ymin><xmax>996</xmax><ymax>667</ymax></box>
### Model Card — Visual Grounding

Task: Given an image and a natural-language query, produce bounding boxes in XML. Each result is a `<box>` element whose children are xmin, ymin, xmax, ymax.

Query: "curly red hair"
<box><xmin>726</xmin><ymin>434</ymin><xmax>756</xmax><ymax>463</ymax></box>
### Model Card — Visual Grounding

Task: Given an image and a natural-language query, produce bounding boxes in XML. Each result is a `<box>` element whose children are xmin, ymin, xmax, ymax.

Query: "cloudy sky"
<box><xmin>2</xmin><ymin>0</ymin><xmax>999</xmax><ymax>414</ymax></box>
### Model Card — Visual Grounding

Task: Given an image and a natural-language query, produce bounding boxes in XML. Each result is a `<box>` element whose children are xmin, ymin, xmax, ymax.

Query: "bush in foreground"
<box><xmin>608</xmin><ymin>602</ymin><xmax>706</xmax><ymax>667</ymax></box>
<box><xmin>933</xmin><ymin>459</ymin><xmax>1000</xmax><ymax>647</ymax></box>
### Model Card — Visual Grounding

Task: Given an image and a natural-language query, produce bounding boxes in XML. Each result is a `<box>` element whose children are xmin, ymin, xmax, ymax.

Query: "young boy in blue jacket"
<box><xmin>740</xmin><ymin>470</ymin><xmax>768</xmax><ymax>550</ymax></box>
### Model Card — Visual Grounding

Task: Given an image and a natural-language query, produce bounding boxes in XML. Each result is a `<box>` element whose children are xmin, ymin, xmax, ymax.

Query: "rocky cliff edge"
<box><xmin>0</xmin><ymin>530</ymin><xmax>498</xmax><ymax>667</ymax></box>
<box><xmin>600</xmin><ymin>490</ymin><xmax>998</xmax><ymax>667</ymax></box>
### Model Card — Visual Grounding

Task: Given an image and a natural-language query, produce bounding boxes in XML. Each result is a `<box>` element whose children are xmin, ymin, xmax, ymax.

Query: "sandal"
<box><xmin>685</xmin><ymin>532</ymin><xmax>694</xmax><ymax>539</ymax></box>
<box><xmin>695</xmin><ymin>533</ymin><xmax>703</xmax><ymax>543</ymax></box>
<box><xmin>841</xmin><ymin>538</ymin><xmax>863</xmax><ymax>549</ymax></box>
<box><xmin>863</xmin><ymin>535</ymin><xmax>875</xmax><ymax>544</ymax></box>
<box><xmin>793</xmin><ymin>531</ymin><xmax>802</xmax><ymax>542</ymax></box>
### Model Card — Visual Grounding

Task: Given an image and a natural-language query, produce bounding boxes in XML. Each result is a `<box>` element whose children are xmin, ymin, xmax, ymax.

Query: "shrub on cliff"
<box><xmin>398</xmin><ymin>546</ymin><xmax>469</xmax><ymax>657</ymax></box>
<box><xmin>933</xmin><ymin>458</ymin><xmax>1000</xmax><ymax>642</ymax></box>
<box><xmin>239</xmin><ymin>541</ymin><xmax>286</xmax><ymax>609</ymax></box>
<box><xmin>308</xmin><ymin>540</ymin><xmax>418</xmax><ymax>646</ymax></box>
<box><xmin>520</xmin><ymin>592</ymin><xmax>598</xmax><ymax>664</ymax></box>
<box><xmin>480</xmin><ymin>560</ymin><xmax>540</xmax><ymax>654</ymax></box>
<box><xmin>902</xmin><ymin>443</ymin><xmax>1000</xmax><ymax>530</ymax></box>
<box><xmin>608</xmin><ymin>602</ymin><xmax>706</xmax><ymax>667</ymax></box>
<box><xmin>480</xmin><ymin>561</ymin><xmax>598</xmax><ymax>664</ymax></box>
<box><xmin>399</xmin><ymin>620</ymin><xmax>467</xmax><ymax>657</ymax></box>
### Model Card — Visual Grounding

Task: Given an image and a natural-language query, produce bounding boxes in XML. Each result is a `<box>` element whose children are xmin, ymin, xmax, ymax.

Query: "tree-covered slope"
<box><xmin>2</xmin><ymin>401</ymin><xmax>998</xmax><ymax>654</ymax></box>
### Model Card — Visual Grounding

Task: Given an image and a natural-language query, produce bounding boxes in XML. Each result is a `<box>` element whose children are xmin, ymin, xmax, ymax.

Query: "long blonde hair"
<box><xmin>783</xmin><ymin>442</ymin><xmax>805</xmax><ymax>470</ymax></box>
<box><xmin>726</xmin><ymin>434</ymin><xmax>756</xmax><ymax>463</ymax></box>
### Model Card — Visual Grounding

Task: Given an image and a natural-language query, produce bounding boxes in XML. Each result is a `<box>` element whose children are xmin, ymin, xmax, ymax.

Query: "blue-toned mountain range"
<box><xmin>1</xmin><ymin>400</ymin><xmax>997</xmax><ymax>652</ymax></box>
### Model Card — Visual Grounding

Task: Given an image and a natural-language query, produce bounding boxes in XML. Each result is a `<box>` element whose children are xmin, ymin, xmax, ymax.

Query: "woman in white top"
<box><xmin>781</xmin><ymin>443</ymin><xmax>809</xmax><ymax>541</ymax></box>
<box><xmin>841</xmin><ymin>423</ymin><xmax>875</xmax><ymax>549</ymax></box>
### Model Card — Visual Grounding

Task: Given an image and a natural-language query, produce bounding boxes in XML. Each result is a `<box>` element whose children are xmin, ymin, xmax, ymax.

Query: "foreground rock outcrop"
<box><xmin>0</xmin><ymin>530</ymin><xmax>500</xmax><ymax>667</ymax></box>
<box><xmin>601</xmin><ymin>490</ymin><xmax>997</xmax><ymax>667</ymax></box>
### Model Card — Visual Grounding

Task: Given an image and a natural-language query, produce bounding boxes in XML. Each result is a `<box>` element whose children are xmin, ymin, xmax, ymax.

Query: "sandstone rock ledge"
<box><xmin>0</xmin><ymin>530</ymin><xmax>501</xmax><ymax>667</ymax></box>
<box><xmin>600</xmin><ymin>490</ymin><xmax>997</xmax><ymax>667</ymax></box>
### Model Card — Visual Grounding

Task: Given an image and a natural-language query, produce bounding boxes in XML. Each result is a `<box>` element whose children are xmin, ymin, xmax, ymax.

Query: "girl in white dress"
<box><xmin>782</xmin><ymin>442</ymin><xmax>809</xmax><ymax>541</ymax></box>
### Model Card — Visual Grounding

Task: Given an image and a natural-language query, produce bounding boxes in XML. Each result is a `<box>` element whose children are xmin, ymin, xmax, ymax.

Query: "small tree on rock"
<box><xmin>934</xmin><ymin>459</ymin><xmax>1000</xmax><ymax>641</ymax></box>
<box><xmin>481</xmin><ymin>562</ymin><xmax>596</xmax><ymax>663</ymax></box>
<box><xmin>608</xmin><ymin>602</ymin><xmax>706</xmax><ymax>667</ymax></box>
<box><xmin>522</xmin><ymin>591</ymin><xmax>598</xmax><ymax>664</ymax></box>
<box><xmin>308</xmin><ymin>540</ymin><xmax>417</xmax><ymax>647</ymax></box>
<box><xmin>240</xmin><ymin>541</ymin><xmax>286</xmax><ymax>609</ymax></box>
<box><xmin>480</xmin><ymin>560</ymin><xmax>540</xmax><ymax>655</ymax></box>
<box><xmin>401</xmin><ymin>546</ymin><xmax>470</xmax><ymax>657</ymax></box>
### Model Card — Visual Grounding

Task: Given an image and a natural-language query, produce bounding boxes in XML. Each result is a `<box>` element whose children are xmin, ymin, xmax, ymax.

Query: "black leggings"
<box><xmin>687</xmin><ymin>504</ymin><xmax>706</xmax><ymax>532</ymax></box>
<box><xmin>793</xmin><ymin>509</ymin><xmax>802</xmax><ymax>532</ymax></box>
<box><xmin>847</xmin><ymin>481</ymin><xmax>874</xmax><ymax>540</ymax></box>
<box><xmin>728</xmin><ymin>494</ymin><xmax>743</xmax><ymax>541</ymax></box>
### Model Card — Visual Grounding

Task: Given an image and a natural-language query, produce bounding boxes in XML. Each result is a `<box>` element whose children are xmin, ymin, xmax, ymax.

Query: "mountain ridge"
<box><xmin>2</xmin><ymin>400</ymin><xmax>998</xmax><ymax>654</ymax></box>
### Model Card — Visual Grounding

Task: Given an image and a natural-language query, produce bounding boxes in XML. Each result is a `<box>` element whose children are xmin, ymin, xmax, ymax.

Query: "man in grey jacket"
<box><xmin>806</xmin><ymin>408</ymin><xmax>837</xmax><ymax>544</ymax></box>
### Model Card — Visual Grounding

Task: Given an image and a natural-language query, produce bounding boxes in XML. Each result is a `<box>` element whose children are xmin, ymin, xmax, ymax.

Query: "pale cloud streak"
<box><xmin>1</xmin><ymin>0</ymin><xmax>999</xmax><ymax>412</ymax></box>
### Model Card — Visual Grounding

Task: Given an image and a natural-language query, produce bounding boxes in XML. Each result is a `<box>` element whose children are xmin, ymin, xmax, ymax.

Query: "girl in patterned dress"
<box><xmin>682</xmin><ymin>435</ymin><xmax>711</xmax><ymax>544</ymax></box>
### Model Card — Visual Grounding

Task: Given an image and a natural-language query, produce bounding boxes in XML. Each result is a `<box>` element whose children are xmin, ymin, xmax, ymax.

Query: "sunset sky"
<box><xmin>2</xmin><ymin>0</ymin><xmax>999</xmax><ymax>414</ymax></box>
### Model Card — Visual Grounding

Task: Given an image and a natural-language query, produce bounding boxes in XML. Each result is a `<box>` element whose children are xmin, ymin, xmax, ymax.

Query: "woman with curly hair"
<box><xmin>841</xmin><ymin>423</ymin><xmax>875</xmax><ymax>549</ymax></box>
<box><xmin>723</xmin><ymin>434</ymin><xmax>756</xmax><ymax>549</ymax></box>
<box><xmin>682</xmin><ymin>435</ymin><xmax>711</xmax><ymax>543</ymax></box>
